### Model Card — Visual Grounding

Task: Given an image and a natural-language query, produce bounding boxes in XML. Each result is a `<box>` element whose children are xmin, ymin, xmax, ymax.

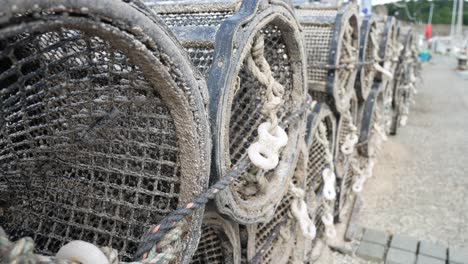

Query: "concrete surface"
<box><xmin>360</xmin><ymin>55</ymin><xmax>468</xmax><ymax>248</ymax></box>
<box><xmin>330</xmin><ymin>55</ymin><xmax>468</xmax><ymax>262</ymax></box>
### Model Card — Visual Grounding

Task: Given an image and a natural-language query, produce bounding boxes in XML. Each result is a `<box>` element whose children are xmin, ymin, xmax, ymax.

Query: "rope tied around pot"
<box><xmin>289</xmin><ymin>181</ymin><xmax>317</xmax><ymax>240</ymax></box>
<box><xmin>246</xmin><ymin>33</ymin><xmax>288</xmax><ymax>190</ymax></box>
<box><xmin>314</xmin><ymin>122</ymin><xmax>337</xmax><ymax>240</ymax></box>
<box><xmin>340</xmin><ymin>108</ymin><xmax>359</xmax><ymax>155</ymax></box>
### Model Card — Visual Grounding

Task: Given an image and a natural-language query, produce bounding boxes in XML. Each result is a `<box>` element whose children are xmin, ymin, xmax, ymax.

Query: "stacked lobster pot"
<box><xmin>294</xmin><ymin>2</ymin><xmax>360</xmax><ymax>222</ymax></box>
<box><xmin>390</xmin><ymin>28</ymin><xmax>416</xmax><ymax>135</ymax></box>
<box><xmin>355</xmin><ymin>83</ymin><xmax>386</xmax><ymax>187</ymax></box>
<box><xmin>350</xmin><ymin>14</ymin><xmax>382</xmax><ymax>197</ymax></box>
<box><xmin>289</xmin><ymin>103</ymin><xmax>337</xmax><ymax>263</ymax></box>
<box><xmin>147</xmin><ymin>0</ymin><xmax>307</xmax><ymax>263</ymax></box>
<box><xmin>190</xmin><ymin>207</ymin><xmax>241</xmax><ymax>264</ymax></box>
<box><xmin>0</xmin><ymin>0</ymin><xmax>211</xmax><ymax>263</ymax></box>
<box><xmin>375</xmin><ymin>16</ymin><xmax>400</xmax><ymax>135</ymax></box>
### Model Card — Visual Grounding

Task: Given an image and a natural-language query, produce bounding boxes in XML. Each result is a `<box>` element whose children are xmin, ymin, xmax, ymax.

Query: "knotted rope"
<box><xmin>314</xmin><ymin>122</ymin><xmax>337</xmax><ymax>241</ymax></box>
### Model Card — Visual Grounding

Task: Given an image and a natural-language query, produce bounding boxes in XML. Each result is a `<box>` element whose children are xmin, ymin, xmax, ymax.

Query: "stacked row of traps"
<box><xmin>0</xmin><ymin>0</ymin><xmax>213</xmax><ymax>263</ymax></box>
<box><xmin>0</xmin><ymin>0</ymin><xmax>421</xmax><ymax>263</ymax></box>
<box><xmin>151</xmin><ymin>0</ymin><xmax>308</xmax><ymax>263</ymax></box>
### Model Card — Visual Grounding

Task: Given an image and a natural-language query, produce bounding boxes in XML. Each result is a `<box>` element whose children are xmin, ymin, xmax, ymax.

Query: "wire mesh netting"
<box><xmin>191</xmin><ymin>210</ymin><xmax>238</xmax><ymax>264</ymax></box>
<box><xmin>296</xmin><ymin>3</ymin><xmax>359</xmax><ymax>113</ymax></box>
<box><xmin>0</xmin><ymin>26</ymin><xmax>181</xmax><ymax>261</ymax></box>
<box><xmin>153</xmin><ymin>4</ymin><xmax>235</xmax><ymax>76</ymax></box>
<box><xmin>356</xmin><ymin>16</ymin><xmax>379</xmax><ymax>102</ymax></box>
<box><xmin>306</xmin><ymin>118</ymin><xmax>334</xmax><ymax>239</ymax></box>
<box><xmin>229</xmin><ymin>25</ymin><xmax>294</xmax><ymax>202</ymax></box>
<box><xmin>191</xmin><ymin>226</ymin><xmax>225</xmax><ymax>264</ymax></box>
<box><xmin>0</xmin><ymin>3</ymin><xmax>211</xmax><ymax>260</ymax></box>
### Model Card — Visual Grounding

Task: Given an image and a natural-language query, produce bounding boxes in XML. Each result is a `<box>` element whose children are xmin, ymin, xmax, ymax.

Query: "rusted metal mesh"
<box><xmin>0</xmin><ymin>27</ymin><xmax>181</xmax><ymax>261</ymax></box>
<box><xmin>190</xmin><ymin>226</ymin><xmax>225</xmax><ymax>264</ymax></box>
<box><xmin>229</xmin><ymin>25</ymin><xmax>293</xmax><ymax>200</ymax></box>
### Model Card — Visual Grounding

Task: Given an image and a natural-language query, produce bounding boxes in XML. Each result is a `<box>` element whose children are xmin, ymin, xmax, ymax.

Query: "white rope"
<box><xmin>315</xmin><ymin>122</ymin><xmax>337</xmax><ymax>241</ymax></box>
<box><xmin>247</xmin><ymin>34</ymin><xmax>288</xmax><ymax>172</ymax></box>
<box><xmin>340</xmin><ymin>109</ymin><xmax>358</xmax><ymax>155</ymax></box>
<box><xmin>289</xmin><ymin>181</ymin><xmax>316</xmax><ymax>240</ymax></box>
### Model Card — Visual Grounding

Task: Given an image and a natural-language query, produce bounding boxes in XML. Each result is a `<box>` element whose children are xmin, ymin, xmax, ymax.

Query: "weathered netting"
<box><xmin>296</xmin><ymin>3</ymin><xmax>359</xmax><ymax>113</ymax></box>
<box><xmin>190</xmin><ymin>226</ymin><xmax>225</xmax><ymax>264</ymax></box>
<box><xmin>153</xmin><ymin>7</ymin><xmax>235</xmax><ymax>76</ymax></box>
<box><xmin>356</xmin><ymin>17</ymin><xmax>379</xmax><ymax>101</ymax></box>
<box><xmin>0</xmin><ymin>26</ymin><xmax>183</xmax><ymax>261</ymax></box>
<box><xmin>158</xmin><ymin>11</ymin><xmax>234</xmax><ymax>27</ymax></box>
<box><xmin>305</xmin><ymin>116</ymin><xmax>335</xmax><ymax>250</ymax></box>
<box><xmin>335</xmin><ymin>94</ymin><xmax>358</xmax><ymax>174</ymax></box>
<box><xmin>302</xmin><ymin>24</ymin><xmax>334</xmax><ymax>86</ymax></box>
<box><xmin>251</xmin><ymin>190</ymin><xmax>295</xmax><ymax>264</ymax></box>
<box><xmin>229</xmin><ymin>25</ymin><xmax>293</xmax><ymax>200</ymax></box>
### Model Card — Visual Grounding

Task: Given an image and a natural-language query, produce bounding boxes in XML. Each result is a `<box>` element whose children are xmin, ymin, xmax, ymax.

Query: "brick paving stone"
<box><xmin>449</xmin><ymin>247</ymin><xmax>468</xmax><ymax>264</ymax></box>
<box><xmin>419</xmin><ymin>241</ymin><xmax>447</xmax><ymax>260</ymax></box>
<box><xmin>362</xmin><ymin>228</ymin><xmax>389</xmax><ymax>246</ymax></box>
<box><xmin>386</xmin><ymin>248</ymin><xmax>417</xmax><ymax>264</ymax></box>
<box><xmin>390</xmin><ymin>234</ymin><xmax>419</xmax><ymax>253</ymax></box>
<box><xmin>416</xmin><ymin>255</ymin><xmax>445</xmax><ymax>264</ymax></box>
<box><xmin>356</xmin><ymin>241</ymin><xmax>386</xmax><ymax>262</ymax></box>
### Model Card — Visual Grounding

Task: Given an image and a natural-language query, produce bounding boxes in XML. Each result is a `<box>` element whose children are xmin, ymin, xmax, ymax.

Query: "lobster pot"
<box><xmin>149</xmin><ymin>0</ymin><xmax>307</xmax><ymax>223</ymax></box>
<box><xmin>355</xmin><ymin>15</ymin><xmax>379</xmax><ymax>103</ymax></box>
<box><xmin>292</xmin><ymin>103</ymin><xmax>337</xmax><ymax>263</ymax></box>
<box><xmin>295</xmin><ymin>2</ymin><xmax>360</xmax><ymax>113</ymax></box>
<box><xmin>376</xmin><ymin>16</ymin><xmax>397</xmax><ymax>134</ymax></box>
<box><xmin>390</xmin><ymin>28</ymin><xmax>414</xmax><ymax>135</ymax></box>
<box><xmin>357</xmin><ymin>83</ymin><xmax>385</xmax><ymax>159</ymax></box>
<box><xmin>245</xmin><ymin>103</ymin><xmax>336</xmax><ymax>264</ymax></box>
<box><xmin>190</xmin><ymin>208</ymin><xmax>240</xmax><ymax>264</ymax></box>
<box><xmin>334</xmin><ymin>90</ymin><xmax>359</xmax><ymax>220</ymax></box>
<box><xmin>0</xmin><ymin>0</ymin><xmax>211</xmax><ymax>262</ymax></box>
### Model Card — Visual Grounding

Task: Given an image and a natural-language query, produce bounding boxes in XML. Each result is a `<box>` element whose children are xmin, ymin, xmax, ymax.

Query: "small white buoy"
<box><xmin>56</xmin><ymin>241</ymin><xmax>109</xmax><ymax>264</ymax></box>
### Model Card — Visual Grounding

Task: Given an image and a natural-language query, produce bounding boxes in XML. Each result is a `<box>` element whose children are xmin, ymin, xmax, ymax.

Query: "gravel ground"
<box><xmin>359</xmin><ymin>55</ymin><xmax>468</xmax><ymax>247</ymax></box>
<box><xmin>329</xmin><ymin>55</ymin><xmax>468</xmax><ymax>262</ymax></box>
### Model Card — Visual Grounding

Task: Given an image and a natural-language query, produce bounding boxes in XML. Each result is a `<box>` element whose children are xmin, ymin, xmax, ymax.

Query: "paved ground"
<box><xmin>330</xmin><ymin>55</ymin><xmax>468</xmax><ymax>263</ymax></box>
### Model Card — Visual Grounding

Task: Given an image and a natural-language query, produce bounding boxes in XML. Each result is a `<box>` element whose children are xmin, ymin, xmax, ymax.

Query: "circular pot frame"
<box><xmin>334</xmin><ymin>90</ymin><xmax>359</xmax><ymax>220</ymax></box>
<box><xmin>190</xmin><ymin>207</ymin><xmax>241</xmax><ymax>264</ymax></box>
<box><xmin>152</xmin><ymin>0</ymin><xmax>307</xmax><ymax>225</ymax></box>
<box><xmin>0</xmin><ymin>0</ymin><xmax>211</xmax><ymax>262</ymax></box>
<box><xmin>390</xmin><ymin>28</ymin><xmax>414</xmax><ymax>135</ymax></box>
<box><xmin>355</xmin><ymin>14</ymin><xmax>379</xmax><ymax>103</ymax></box>
<box><xmin>292</xmin><ymin>103</ymin><xmax>337</xmax><ymax>263</ymax></box>
<box><xmin>357</xmin><ymin>83</ymin><xmax>385</xmax><ymax>159</ymax></box>
<box><xmin>295</xmin><ymin>2</ymin><xmax>360</xmax><ymax>114</ymax></box>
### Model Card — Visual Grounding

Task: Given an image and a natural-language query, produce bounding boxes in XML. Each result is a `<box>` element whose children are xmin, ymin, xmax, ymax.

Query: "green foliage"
<box><xmin>386</xmin><ymin>0</ymin><xmax>468</xmax><ymax>25</ymax></box>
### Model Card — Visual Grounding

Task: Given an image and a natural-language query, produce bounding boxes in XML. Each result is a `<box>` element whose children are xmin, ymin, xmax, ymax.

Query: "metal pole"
<box><xmin>428</xmin><ymin>3</ymin><xmax>434</xmax><ymax>25</ymax></box>
<box><xmin>456</xmin><ymin>0</ymin><xmax>463</xmax><ymax>37</ymax></box>
<box><xmin>450</xmin><ymin>0</ymin><xmax>457</xmax><ymax>38</ymax></box>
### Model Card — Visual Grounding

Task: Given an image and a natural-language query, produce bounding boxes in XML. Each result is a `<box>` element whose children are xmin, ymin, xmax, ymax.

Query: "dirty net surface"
<box><xmin>361</xmin><ymin>23</ymin><xmax>378</xmax><ymax>92</ymax></box>
<box><xmin>303</xmin><ymin>24</ymin><xmax>333</xmax><ymax>86</ymax></box>
<box><xmin>254</xmin><ymin>177</ymin><xmax>297</xmax><ymax>263</ymax></box>
<box><xmin>306</xmin><ymin>118</ymin><xmax>334</xmax><ymax>247</ymax></box>
<box><xmin>158</xmin><ymin>10</ymin><xmax>234</xmax><ymax>76</ymax></box>
<box><xmin>335</xmin><ymin>21</ymin><xmax>358</xmax><ymax>100</ymax></box>
<box><xmin>228</xmin><ymin>25</ymin><xmax>293</xmax><ymax>201</ymax></box>
<box><xmin>0</xmin><ymin>27</ymin><xmax>181</xmax><ymax>260</ymax></box>
<box><xmin>190</xmin><ymin>225</ymin><xmax>227</xmax><ymax>264</ymax></box>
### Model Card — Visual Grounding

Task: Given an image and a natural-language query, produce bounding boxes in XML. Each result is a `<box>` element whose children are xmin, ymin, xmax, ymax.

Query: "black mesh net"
<box><xmin>0</xmin><ymin>25</ymin><xmax>181</xmax><ymax>260</ymax></box>
<box><xmin>190</xmin><ymin>225</ymin><xmax>226</xmax><ymax>264</ymax></box>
